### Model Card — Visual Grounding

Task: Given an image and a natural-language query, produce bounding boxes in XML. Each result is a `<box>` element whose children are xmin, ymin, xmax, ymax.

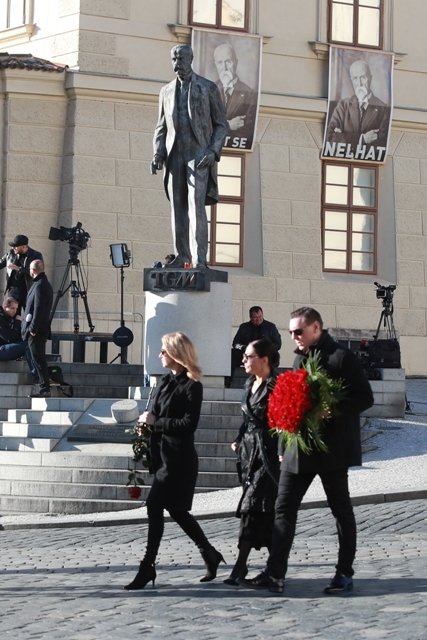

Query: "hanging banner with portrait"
<box><xmin>321</xmin><ymin>46</ymin><xmax>393</xmax><ymax>164</ymax></box>
<box><xmin>192</xmin><ymin>28</ymin><xmax>262</xmax><ymax>152</ymax></box>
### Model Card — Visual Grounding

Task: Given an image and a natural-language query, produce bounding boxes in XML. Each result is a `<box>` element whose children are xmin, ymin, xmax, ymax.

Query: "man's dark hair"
<box><xmin>251</xmin><ymin>338</ymin><xmax>280</xmax><ymax>369</ymax></box>
<box><xmin>249</xmin><ymin>305</ymin><xmax>263</xmax><ymax>316</ymax></box>
<box><xmin>291</xmin><ymin>306</ymin><xmax>323</xmax><ymax>329</ymax></box>
<box><xmin>3</xmin><ymin>295</ymin><xmax>19</xmax><ymax>308</ymax></box>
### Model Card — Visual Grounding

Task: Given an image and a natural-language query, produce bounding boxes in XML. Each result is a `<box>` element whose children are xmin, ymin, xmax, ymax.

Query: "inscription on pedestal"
<box><xmin>143</xmin><ymin>267</ymin><xmax>228</xmax><ymax>292</ymax></box>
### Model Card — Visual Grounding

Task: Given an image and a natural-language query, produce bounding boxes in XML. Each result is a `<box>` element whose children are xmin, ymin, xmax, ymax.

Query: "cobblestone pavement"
<box><xmin>1</xmin><ymin>500</ymin><xmax>426</xmax><ymax>640</ymax></box>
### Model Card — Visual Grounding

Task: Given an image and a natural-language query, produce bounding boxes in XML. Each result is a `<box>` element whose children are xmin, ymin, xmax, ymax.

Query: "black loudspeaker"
<box><xmin>366</xmin><ymin>339</ymin><xmax>401</xmax><ymax>369</ymax></box>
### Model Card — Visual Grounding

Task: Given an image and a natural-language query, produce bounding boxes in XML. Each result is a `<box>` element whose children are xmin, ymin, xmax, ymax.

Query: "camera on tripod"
<box><xmin>356</xmin><ymin>281</ymin><xmax>401</xmax><ymax>378</ymax></box>
<box><xmin>49</xmin><ymin>222</ymin><xmax>90</xmax><ymax>252</ymax></box>
<box><xmin>374</xmin><ymin>282</ymin><xmax>396</xmax><ymax>304</ymax></box>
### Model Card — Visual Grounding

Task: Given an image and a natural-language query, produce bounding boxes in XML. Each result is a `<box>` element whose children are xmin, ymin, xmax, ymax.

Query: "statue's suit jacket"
<box><xmin>153</xmin><ymin>72</ymin><xmax>227</xmax><ymax>205</ymax></box>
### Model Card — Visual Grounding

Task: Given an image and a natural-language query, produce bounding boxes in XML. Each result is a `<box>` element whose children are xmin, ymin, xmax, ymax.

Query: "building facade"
<box><xmin>0</xmin><ymin>0</ymin><xmax>426</xmax><ymax>373</ymax></box>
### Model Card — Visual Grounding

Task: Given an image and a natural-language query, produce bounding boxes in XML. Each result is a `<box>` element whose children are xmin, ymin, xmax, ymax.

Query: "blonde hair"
<box><xmin>162</xmin><ymin>332</ymin><xmax>202</xmax><ymax>381</ymax></box>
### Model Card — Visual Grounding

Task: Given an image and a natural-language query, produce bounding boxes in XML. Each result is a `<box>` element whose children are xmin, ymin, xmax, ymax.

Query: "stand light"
<box><xmin>109</xmin><ymin>243</ymin><xmax>133</xmax><ymax>364</ymax></box>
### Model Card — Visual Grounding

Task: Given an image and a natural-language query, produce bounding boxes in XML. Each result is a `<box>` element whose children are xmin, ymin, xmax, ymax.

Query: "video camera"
<box><xmin>374</xmin><ymin>282</ymin><xmax>396</xmax><ymax>305</ymax></box>
<box><xmin>49</xmin><ymin>222</ymin><xmax>90</xmax><ymax>252</ymax></box>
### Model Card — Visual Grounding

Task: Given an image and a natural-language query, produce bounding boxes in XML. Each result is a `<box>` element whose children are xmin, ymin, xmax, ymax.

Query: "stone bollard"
<box><xmin>111</xmin><ymin>399</ymin><xmax>139</xmax><ymax>424</ymax></box>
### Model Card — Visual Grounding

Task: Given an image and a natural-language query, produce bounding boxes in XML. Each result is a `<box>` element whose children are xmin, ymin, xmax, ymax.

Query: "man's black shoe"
<box><xmin>324</xmin><ymin>573</ymin><xmax>353</xmax><ymax>595</ymax></box>
<box><xmin>29</xmin><ymin>388</ymin><xmax>51</xmax><ymax>398</ymax></box>
<box><xmin>243</xmin><ymin>571</ymin><xmax>284</xmax><ymax>594</ymax></box>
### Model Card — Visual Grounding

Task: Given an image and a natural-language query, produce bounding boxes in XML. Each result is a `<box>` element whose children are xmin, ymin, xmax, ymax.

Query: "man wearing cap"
<box><xmin>0</xmin><ymin>234</ymin><xmax>43</xmax><ymax>311</ymax></box>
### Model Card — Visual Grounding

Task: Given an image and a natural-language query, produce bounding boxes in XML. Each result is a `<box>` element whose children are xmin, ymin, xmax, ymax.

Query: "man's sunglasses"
<box><xmin>289</xmin><ymin>328</ymin><xmax>305</xmax><ymax>336</ymax></box>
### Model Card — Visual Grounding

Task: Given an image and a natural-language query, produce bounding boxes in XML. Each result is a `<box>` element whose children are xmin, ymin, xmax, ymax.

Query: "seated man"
<box><xmin>0</xmin><ymin>296</ymin><xmax>27</xmax><ymax>361</ymax></box>
<box><xmin>228</xmin><ymin>306</ymin><xmax>282</xmax><ymax>386</ymax></box>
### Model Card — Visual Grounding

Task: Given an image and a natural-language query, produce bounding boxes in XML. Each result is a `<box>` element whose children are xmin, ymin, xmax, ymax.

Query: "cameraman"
<box><xmin>0</xmin><ymin>234</ymin><xmax>43</xmax><ymax>312</ymax></box>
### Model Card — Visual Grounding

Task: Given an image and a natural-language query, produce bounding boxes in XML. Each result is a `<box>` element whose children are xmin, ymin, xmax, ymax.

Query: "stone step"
<box><xmin>0</xmin><ymin>372</ymin><xmax>31</xmax><ymax>384</ymax></box>
<box><xmin>198</xmin><ymin>415</ymin><xmax>241</xmax><ymax>429</ymax></box>
<box><xmin>0</xmin><ymin>479</ymin><xmax>135</xmax><ymax>500</ymax></box>
<box><xmin>194</xmin><ymin>428</ymin><xmax>239</xmax><ymax>443</ymax></box>
<box><xmin>201</xmin><ymin>401</ymin><xmax>241</xmax><ymax>416</ymax></box>
<box><xmin>0</xmin><ymin>424</ymin><xmax>73</xmax><ymax>439</ymax></box>
<box><xmin>24</xmin><ymin>398</ymin><xmax>93</xmax><ymax>412</ymax></box>
<box><xmin>196</xmin><ymin>442</ymin><xmax>234</xmax><ymax>457</ymax></box>
<box><xmin>0</xmin><ymin>397</ymin><xmax>31</xmax><ymax>410</ymax></box>
<box><xmin>0</xmin><ymin>436</ymin><xmax>60</xmax><ymax>452</ymax></box>
<box><xmin>130</xmin><ymin>386</ymin><xmax>244</xmax><ymax>402</ymax></box>
<box><xmin>0</xmin><ymin>455</ymin><xmax>237</xmax><ymax>483</ymax></box>
<box><xmin>0</xmin><ymin>361</ymin><xmax>145</xmax><ymax>375</ymax></box>
<box><xmin>0</xmin><ymin>495</ymin><xmax>144</xmax><ymax>514</ymax></box>
<box><xmin>0</xmin><ymin>450</ymin><xmax>132</xmax><ymax>469</ymax></box>
<box><xmin>5</xmin><ymin>410</ymin><xmax>83</xmax><ymax>425</ymax></box>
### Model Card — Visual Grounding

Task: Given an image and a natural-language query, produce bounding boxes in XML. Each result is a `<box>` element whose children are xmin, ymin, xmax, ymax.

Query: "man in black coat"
<box><xmin>21</xmin><ymin>259</ymin><xmax>53</xmax><ymax>398</ymax></box>
<box><xmin>246</xmin><ymin>306</ymin><xmax>374</xmax><ymax>595</ymax></box>
<box><xmin>0</xmin><ymin>234</ymin><xmax>43</xmax><ymax>311</ymax></box>
<box><xmin>228</xmin><ymin>306</ymin><xmax>281</xmax><ymax>386</ymax></box>
<box><xmin>0</xmin><ymin>296</ymin><xmax>27</xmax><ymax>361</ymax></box>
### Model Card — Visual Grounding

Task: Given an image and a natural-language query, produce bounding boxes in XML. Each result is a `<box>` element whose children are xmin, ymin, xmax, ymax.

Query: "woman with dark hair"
<box><xmin>124</xmin><ymin>331</ymin><xmax>225</xmax><ymax>590</ymax></box>
<box><xmin>224</xmin><ymin>338</ymin><xmax>280</xmax><ymax>585</ymax></box>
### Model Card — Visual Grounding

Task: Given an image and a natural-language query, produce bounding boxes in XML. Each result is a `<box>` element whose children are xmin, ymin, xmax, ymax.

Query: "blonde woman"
<box><xmin>124</xmin><ymin>332</ymin><xmax>225</xmax><ymax>590</ymax></box>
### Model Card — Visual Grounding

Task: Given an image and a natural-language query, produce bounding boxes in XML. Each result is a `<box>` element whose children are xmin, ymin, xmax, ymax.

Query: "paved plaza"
<box><xmin>1</xmin><ymin>499</ymin><xmax>426</xmax><ymax>639</ymax></box>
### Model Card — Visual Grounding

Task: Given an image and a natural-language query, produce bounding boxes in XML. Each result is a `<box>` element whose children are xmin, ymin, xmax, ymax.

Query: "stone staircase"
<box><xmin>0</xmin><ymin>362</ymin><xmax>242</xmax><ymax>515</ymax></box>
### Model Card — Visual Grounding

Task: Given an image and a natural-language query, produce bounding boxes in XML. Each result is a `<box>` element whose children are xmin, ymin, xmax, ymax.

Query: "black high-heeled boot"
<box><xmin>199</xmin><ymin>545</ymin><xmax>226</xmax><ymax>582</ymax></box>
<box><xmin>124</xmin><ymin>561</ymin><xmax>156</xmax><ymax>590</ymax></box>
<box><xmin>223</xmin><ymin>541</ymin><xmax>251</xmax><ymax>586</ymax></box>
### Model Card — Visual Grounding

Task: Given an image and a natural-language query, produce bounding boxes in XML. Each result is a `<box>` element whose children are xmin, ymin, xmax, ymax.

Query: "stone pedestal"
<box><xmin>143</xmin><ymin>268</ymin><xmax>232</xmax><ymax>377</ymax></box>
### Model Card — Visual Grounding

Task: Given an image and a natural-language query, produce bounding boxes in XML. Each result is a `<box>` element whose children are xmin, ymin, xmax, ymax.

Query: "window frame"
<box><xmin>0</xmin><ymin>0</ymin><xmax>35</xmax><ymax>41</ymax></box>
<box><xmin>321</xmin><ymin>160</ymin><xmax>378</xmax><ymax>274</ymax></box>
<box><xmin>327</xmin><ymin>0</ymin><xmax>384</xmax><ymax>50</ymax></box>
<box><xmin>188</xmin><ymin>0</ymin><xmax>250</xmax><ymax>32</ymax></box>
<box><xmin>208</xmin><ymin>151</ymin><xmax>245</xmax><ymax>268</ymax></box>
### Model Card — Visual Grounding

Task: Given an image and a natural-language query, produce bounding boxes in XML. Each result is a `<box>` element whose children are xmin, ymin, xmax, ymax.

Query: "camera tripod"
<box><xmin>49</xmin><ymin>249</ymin><xmax>94</xmax><ymax>333</ymax></box>
<box><xmin>374</xmin><ymin>298</ymin><xmax>397</xmax><ymax>340</ymax></box>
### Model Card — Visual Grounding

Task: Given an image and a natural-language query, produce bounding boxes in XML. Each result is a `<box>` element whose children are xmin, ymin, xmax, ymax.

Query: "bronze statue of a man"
<box><xmin>151</xmin><ymin>44</ymin><xmax>227</xmax><ymax>269</ymax></box>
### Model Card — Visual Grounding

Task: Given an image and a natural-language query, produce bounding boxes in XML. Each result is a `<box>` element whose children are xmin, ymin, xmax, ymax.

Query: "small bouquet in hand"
<box><xmin>126</xmin><ymin>420</ymin><xmax>152</xmax><ymax>499</ymax></box>
<box><xmin>267</xmin><ymin>351</ymin><xmax>346</xmax><ymax>454</ymax></box>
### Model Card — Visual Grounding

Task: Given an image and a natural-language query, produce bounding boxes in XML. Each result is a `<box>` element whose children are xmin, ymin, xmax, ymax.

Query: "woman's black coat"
<box><xmin>148</xmin><ymin>370</ymin><xmax>203</xmax><ymax>511</ymax></box>
<box><xmin>235</xmin><ymin>374</ymin><xmax>279</xmax><ymax>515</ymax></box>
<box><xmin>282</xmin><ymin>330</ymin><xmax>374</xmax><ymax>475</ymax></box>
